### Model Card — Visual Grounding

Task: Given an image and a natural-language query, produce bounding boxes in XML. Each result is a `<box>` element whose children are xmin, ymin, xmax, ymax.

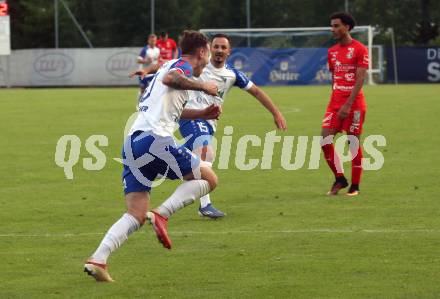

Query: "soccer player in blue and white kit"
<box><xmin>179</xmin><ymin>33</ymin><xmax>288</xmax><ymax>218</ymax></box>
<box><xmin>137</xmin><ymin>33</ymin><xmax>161</xmax><ymax>96</ymax></box>
<box><xmin>84</xmin><ymin>31</ymin><xmax>220</xmax><ymax>282</ymax></box>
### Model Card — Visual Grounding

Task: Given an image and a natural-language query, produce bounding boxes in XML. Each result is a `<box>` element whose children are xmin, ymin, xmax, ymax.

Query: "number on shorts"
<box><xmin>197</xmin><ymin>121</ymin><xmax>209</xmax><ymax>133</ymax></box>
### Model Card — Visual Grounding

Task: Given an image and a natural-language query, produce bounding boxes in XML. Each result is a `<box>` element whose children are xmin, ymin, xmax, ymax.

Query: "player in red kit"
<box><xmin>157</xmin><ymin>31</ymin><xmax>178</xmax><ymax>62</ymax></box>
<box><xmin>321</xmin><ymin>12</ymin><xmax>369</xmax><ymax>196</ymax></box>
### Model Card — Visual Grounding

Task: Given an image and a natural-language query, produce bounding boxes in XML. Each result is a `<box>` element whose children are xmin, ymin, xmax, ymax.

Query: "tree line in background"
<box><xmin>8</xmin><ymin>0</ymin><xmax>440</xmax><ymax>49</ymax></box>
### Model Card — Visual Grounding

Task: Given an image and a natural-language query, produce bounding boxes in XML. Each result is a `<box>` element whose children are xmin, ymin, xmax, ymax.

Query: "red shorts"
<box><xmin>322</xmin><ymin>107</ymin><xmax>366</xmax><ymax>135</ymax></box>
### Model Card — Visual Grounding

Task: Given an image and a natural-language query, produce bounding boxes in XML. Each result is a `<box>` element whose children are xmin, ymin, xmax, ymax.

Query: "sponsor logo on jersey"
<box><xmin>33</xmin><ymin>53</ymin><xmax>75</xmax><ymax>79</ymax></box>
<box><xmin>334</xmin><ymin>61</ymin><xmax>356</xmax><ymax>72</ymax></box>
<box><xmin>345</xmin><ymin>73</ymin><xmax>355</xmax><ymax>81</ymax></box>
<box><xmin>347</xmin><ymin>47</ymin><xmax>355</xmax><ymax>59</ymax></box>
<box><xmin>334</xmin><ymin>84</ymin><xmax>354</xmax><ymax>91</ymax></box>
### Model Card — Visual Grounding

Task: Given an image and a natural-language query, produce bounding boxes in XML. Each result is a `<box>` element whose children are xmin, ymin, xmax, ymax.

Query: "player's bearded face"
<box><xmin>211</xmin><ymin>37</ymin><xmax>231</xmax><ymax>64</ymax></box>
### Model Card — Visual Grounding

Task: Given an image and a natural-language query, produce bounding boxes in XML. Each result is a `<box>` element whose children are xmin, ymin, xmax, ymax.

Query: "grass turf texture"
<box><xmin>0</xmin><ymin>85</ymin><xmax>439</xmax><ymax>298</ymax></box>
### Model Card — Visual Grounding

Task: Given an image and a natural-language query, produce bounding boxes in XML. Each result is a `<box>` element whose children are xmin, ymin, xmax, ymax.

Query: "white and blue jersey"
<box><xmin>179</xmin><ymin>61</ymin><xmax>253</xmax><ymax>150</ymax></box>
<box><xmin>123</xmin><ymin>59</ymin><xmax>199</xmax><ymax>194</ymax></box>
<box><xmin>183</xmin><ymin>62</ymin><xmax>253</xmax><ymax>131</ymax></box>
<box><xmin>138</xmin><ymin>45</ymin><xmax>160</xmax><ymax>88</ymax></box>
<box><xmin>138</xmin><ymin>45</ymin><xmax>160</xmax><ymax>68</ymax></box>
<box><xmin>131</xmin><ymin>59</ymin><xmax>193</xmax><ymax>137</ymax></box>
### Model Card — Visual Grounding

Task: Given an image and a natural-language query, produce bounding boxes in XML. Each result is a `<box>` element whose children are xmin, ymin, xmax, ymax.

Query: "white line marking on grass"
<box><xmin>0</xmin><ymin>229</ymin><xmax>438</xmax><ymax>238</ymax></box>
<box><xmin>282</xmin><ymin>108</ymin><xmax>301</xmax><ymax>113</ymax></box>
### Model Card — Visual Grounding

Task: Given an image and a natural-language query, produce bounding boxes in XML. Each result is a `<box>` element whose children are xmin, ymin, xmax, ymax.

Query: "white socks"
<box><xmin>91</xmin><ymin>213</ymin><xmax>140</xmax><ymax>264</ymax></box>
<box><xmin>157</xmin><ymin>180</ymin><xmax>211</xmax><ymax>218</ymax></box>
<box><xmin>199</xmin><ymin>194</ymin><xmax>211</xmax><ymax>208</ymax></box>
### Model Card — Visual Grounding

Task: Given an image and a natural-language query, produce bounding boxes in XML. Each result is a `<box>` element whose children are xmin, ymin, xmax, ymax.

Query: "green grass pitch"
<box><xmin>0</xmin><ymin>84</ymin><xmax>439</xmax><ymax>298</ymax></box>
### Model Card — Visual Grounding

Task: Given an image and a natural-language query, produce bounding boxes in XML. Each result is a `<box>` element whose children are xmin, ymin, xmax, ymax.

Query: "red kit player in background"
<box><xmin>321</xmin><ymin>12</ymin><xmax>369</xmax><ymax>196</ymax></box>
<box><xmin>157</xmin><ymin>31</ymin><xmax>178</xmax><ymax>62</ymax></box>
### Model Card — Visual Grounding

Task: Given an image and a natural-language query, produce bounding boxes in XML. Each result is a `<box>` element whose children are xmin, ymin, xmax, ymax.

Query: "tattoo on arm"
<box><xmin>164</xmin><ymin>71</ymin><xmax>203</xmax><ymax>91</ymax></box>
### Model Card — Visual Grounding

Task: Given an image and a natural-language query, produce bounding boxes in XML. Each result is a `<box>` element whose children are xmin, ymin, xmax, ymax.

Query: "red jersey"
<box><xmin>156</xmin><ymin>38</ymin><xmax>177</xmax><ymax>61</ymax></box>
<box><xmin>327</xmin><ymin>38</ymin><xmax>369</xmax><ymax>110</ymax></box>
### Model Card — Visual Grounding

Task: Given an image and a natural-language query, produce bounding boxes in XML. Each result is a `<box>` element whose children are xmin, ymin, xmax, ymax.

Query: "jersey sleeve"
<box><xmin>171</xmin><ymin>39</ymin><xmax>177</xmax><ymax>51</ymax></box>
<box><xmin>138</xmin><ymin>47</ymin><xmax>146</xmax><ymax>59</ymax></box>
<box><xmin>327</xmin><ymin>50</ymin><xmax>334</xmax><ymax>72</ymax></box>
<box><xmin>169</xmin><ymin>59</ymin><xmax>193</xmax><ymax>78</ymax></box>
<box><xmin>356</xmin><ymin>44</ymin><xmax>369</xmax><ymax>69</ymax></box>
<box><xmin>229</xmin><ymin>65</ymin><xmax>253</xmax><ymax>90</ymax></box>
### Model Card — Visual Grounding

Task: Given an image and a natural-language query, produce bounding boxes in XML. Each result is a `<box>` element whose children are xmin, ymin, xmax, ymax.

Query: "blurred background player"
<box><xmin>321</xmin><ymin>12</ymin><xmax>369</xmax><ymax>196</ymax></box>
<box><xmin>157</xmin><ymin>31</ymin><xmax>178</xmax><ymax>62</ymax></box>
<box><xmin>84</xmin><ymin>30</ymin><xmax>220</xmax><ymax>282</ymax></box>
<box><xmin>137</xmin><ymin>33</ymin><xmax>161</xmax><ymax>96</ymax></box>
<box><xmin>179</xmin><ymin>33</ymin><xmax>287</xmax><ymax>218</ymax></box>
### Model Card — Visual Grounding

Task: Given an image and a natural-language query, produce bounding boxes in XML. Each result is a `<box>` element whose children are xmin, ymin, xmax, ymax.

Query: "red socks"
<box><xmin>321</xmin><ymin>143</ymin><xmax>344</xmax><ymax>178</ymax></box>
<box><xmin>351</xmin><ymin>145</ymin><xmax>363</xmax><ymax>185</ymax></box>
<box><xmin>322</xmin><ymin>142</ymin><xmax>363</xmax><ymax>186</ymax></box>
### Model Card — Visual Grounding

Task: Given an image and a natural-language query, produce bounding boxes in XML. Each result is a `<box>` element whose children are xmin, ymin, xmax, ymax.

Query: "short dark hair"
<box><xmin>160</xmin><ymin>31</ymin><xmax>168</xmax><ymax>38</ymax></box>
<box><xmin>211</xmin><ymin>33</ymin><xmax>232</xmax><ymax>46</ymax></box>
<box><xmin>180</xmin><ymin>30</ymin><xmax>209</xmax><ymax>55</ymax></box>
<box><xmin>330</xmin><ymin>12</ymin><xmax>356</xmax><ymax>31</ymax></box>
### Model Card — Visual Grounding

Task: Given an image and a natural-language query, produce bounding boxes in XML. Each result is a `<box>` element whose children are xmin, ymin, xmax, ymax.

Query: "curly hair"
<box><xmin>330</xmin><ymin>12</ymin><xmax>356</xmax><ymax>31</ymax></box>
<box><xmin>180</xmin><ymin>30</ymin><xmax>209</xmax><ymax>55</ymax></box>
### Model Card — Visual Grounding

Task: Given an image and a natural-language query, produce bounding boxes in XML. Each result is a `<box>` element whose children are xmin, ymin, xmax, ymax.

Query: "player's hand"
<box><xmin>337</xmin><ymin>103</ymin><xmax>351</xmax><ymax>120</ymax></box>
<box><xmin>202</xmin><ymin>82</ymin><xmax>218</xmax><ymax>96</ymax></box>
<box><xmin>274</xmin><ymin>112</ymin><xmax>287</xmax><ymax>131</ymax></box>
<box><xmin>202</xmin><ymin>104</ymin><xmax>222</xmax><ymax>120</ymax></box>
<box><xmin>129</xmin><ymin>70</ymin><xmax>146</xmax><ymax>79</ymax></box>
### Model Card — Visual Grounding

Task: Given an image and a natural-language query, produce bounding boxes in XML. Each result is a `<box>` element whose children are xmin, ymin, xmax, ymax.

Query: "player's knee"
<box><xmin>200</xmin><ymin>166</ymin><xmax>218</xmax><ymax>191</ymax></box>
<box><xmin>127</xmin><ymin>210</ymin><xmax>146</xmax><ymax>226</ymax></box>
<box><xmin>207</xmin><ymin>176</ymin><xmax>218</xmax><ymax>191</ymax></box>
<box><xmin>209</xmin><ymin>172</ymin><xmax>218</xmax><ymax>191</ymax></box>
<box><xmin>125</xmin><ymin>192</ymin><xmax>149</xmax><ymax>225</ymax></box>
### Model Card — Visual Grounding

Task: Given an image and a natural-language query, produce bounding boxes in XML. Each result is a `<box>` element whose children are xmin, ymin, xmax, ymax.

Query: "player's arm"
<box><xmin>137</xmin><ymin>48</ymin><xmax>149</xmax><ymax>64</ymax></box>
<box><xmin>137</xmin><ymin>57</ymin><xmax>152</xmax><ymax>64</ymax></box>
<box><xmin>246</xmin><ymin>85</ymin><xmax>287</xmax><ymax>131</ymax></box>
<box><xmin>162</xmin><ymin>70</ymin><xmax>218</xmax><ymax>96</ymax></box>
<box><xmin>181</xmin><ymin>104</ymin><xmax>222</xmax><ymax>120</ymax></box>
<box><xmin>337</xmin><ymin>67</ymin><xmax>367</xmax><ymax>119</ymax></box>
<box><xmin>129</xmin><ymin>63</ymin><xmax>161</xmax><ymax>78</ymax></box>
<box><xmin>347</xmin><ymin>67</ymin><xmax>367</xmax><ymax>105</ymax></box>
<box><xmin>327</xmin><ymin>51</ymin><xmax>335</xmax><ymax>91</ymax></box>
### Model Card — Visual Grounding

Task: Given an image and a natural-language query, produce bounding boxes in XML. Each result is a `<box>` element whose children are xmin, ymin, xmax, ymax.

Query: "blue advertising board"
<box><xmin>228</xmin><ymin>47</ymin><xmax>331</xmax><ymax>86</ymax></box>
<box><xmin>387</xmin><ymin>47</ymin><xmax>440</xmax><ymax>83</ymax></box>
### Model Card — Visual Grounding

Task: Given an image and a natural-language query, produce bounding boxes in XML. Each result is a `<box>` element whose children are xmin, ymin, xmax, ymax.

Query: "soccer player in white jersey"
<box><xmin>178</xmin><ymin>33</ymin><xmax>288</xmax><ymax>218</ymax></box>
<box><xmin>137</xmin><ymin>33</ymin><xmax>161</xmax><ymax>95</ymax></box>
<box><xmin>84</xmin><ymin>31</ymin><xmax>220</xmax><ymax>282</ymax></box>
